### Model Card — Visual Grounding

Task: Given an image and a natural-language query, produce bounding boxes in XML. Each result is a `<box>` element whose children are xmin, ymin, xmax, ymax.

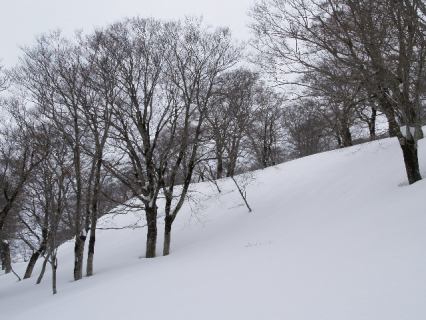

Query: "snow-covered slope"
<box><xmin>1</xmin><ymin>136</ymin><xmax>426</xmax><ymax>320</ymax></box>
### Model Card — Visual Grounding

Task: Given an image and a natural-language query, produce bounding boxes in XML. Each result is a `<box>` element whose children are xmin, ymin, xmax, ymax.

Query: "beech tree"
<box><xmin>160</xmin><ymin>18</ymin><xmax>241</xmax><ymax>255</ymax></box>
<box><xmin>94</xmin><ymin>17</ymin><xmax>177</xmax><ymax>258</ymax></box>
<box><xmin>96</xmin><ymin>17</ymin><xmax>240</xmax><ymax>257</ymax></box>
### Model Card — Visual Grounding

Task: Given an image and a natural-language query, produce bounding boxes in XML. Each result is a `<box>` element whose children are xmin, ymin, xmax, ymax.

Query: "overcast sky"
<box><xmin>0</xmin><ymin>0</ymin><xmax>254</xmax><ymax>68</ymax></box>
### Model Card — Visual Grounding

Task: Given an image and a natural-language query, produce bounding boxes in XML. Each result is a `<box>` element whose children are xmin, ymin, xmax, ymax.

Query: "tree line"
<box><xmin>250</xmin><ymin>0</ymin><xmax>426</xmax><ymax>183</ymax></box>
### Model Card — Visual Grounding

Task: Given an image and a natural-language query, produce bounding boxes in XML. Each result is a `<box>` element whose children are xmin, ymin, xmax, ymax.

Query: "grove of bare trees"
<box><xmin>1</xmin><ymin>0</ymin><xmax>425</xmax><ymax>295</ymax></box>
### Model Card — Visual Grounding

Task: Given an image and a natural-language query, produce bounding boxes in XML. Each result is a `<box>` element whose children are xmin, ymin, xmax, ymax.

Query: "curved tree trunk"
<box><xmin>36</xmin><ymin>252</ymin><xmax>50</xmax><ymax>284</ymax></box>
<box><xmin>24</xmin><ymin>228</ymin><xmax>48</xmax><ymax>279</ymax></box>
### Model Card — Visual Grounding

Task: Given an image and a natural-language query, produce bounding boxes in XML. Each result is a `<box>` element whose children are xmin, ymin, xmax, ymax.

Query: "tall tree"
<box><xmin>160</xmin><ymin>18</ymin><xmax>241</xmax><ymax>255</ymax></box>
<box><xmin>12</xmin><ymin>31</ymin><xmax>95</xmax><ymax>280</ymax></box>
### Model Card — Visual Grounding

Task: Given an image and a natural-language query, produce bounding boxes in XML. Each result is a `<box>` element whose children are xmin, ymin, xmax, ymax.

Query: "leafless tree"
<box><xmin>94</xmin><ymin>18</ymin><xmax>178</xmax><ymax>258</ymax></box>
<box><xmin>212</xmin><ymin>69</ymin><xmax>259</xmax><ymax>178</ymax></box>
<box><xmin>160</xmin><ymin>18</ymin><xmax>241</xmax><ymax>256</ymax></box>
<box><xmin>247</xmin><ymin>85</ymin><xmax>285</xmax><ymax>169</ymax></box>
<box><xmin>0</xmin><ymin>99</ymin><xmax>47</xmax><ymax>234</ymax></box>
<box><xmin>284</xmin><ymin>99</ymin><xmax>334</xmax><ymax>158</ymax></box>
<box><xmin>12</xmin><ymin>30</ymin><xmax>96</xmax><ymax>280</ymax></box>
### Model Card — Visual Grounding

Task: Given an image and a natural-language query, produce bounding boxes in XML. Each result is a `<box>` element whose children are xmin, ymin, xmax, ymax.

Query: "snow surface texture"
<box><xmin>1</xmin><ymin>136</ymin><xmax>426</xmax><ymax>320</ymax></box>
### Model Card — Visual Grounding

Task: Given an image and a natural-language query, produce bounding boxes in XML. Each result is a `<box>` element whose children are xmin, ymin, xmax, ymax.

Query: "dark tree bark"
<box><xmin>86</xmin><ymin>154</ymin><xmax>104</xmax><ymax>276</ymax></box>
<box><xmin>341</xmin><ymin>123</ymin><xmax>353</xmax><ymax>148</ymax></box>
<box><xmin>1</xmin><ymin>241</ymin><xmax>11</xmax><ymax>274</ymax></box>
<box><xmin>86</xmin><ymin>233</ymin><xmax>95</xmax><ymax>276</ymax></box>
<box><xmin>163</xmin><ymin>215</ymin><xmax>174</xmax><ymax>257</ymax></box>
<box><xmin>24</xmin><ymin>228</ymin><xmax>48</xmax><ymax>279</ymax></box>
<box><xmin>145</xmin><ymin>206</ymin><xmax>158</xmax><ymax>258</ymax></box>
<box><xmin>36</xmin><ymin>252</ymin><xmax>50</xmax><ymax>284</ymax></box>
<box><xmin>73</xmin><ymin>232</ymin><xmax>87</xmax><ymax>280</ymax></box>
<box><xmin>369</xmin><ymin>108</ymin><xmax>377</xmax><ymax>141</ymax></box>
<box><xmin>216</xmin><ymin>149</ymin><xmax>224</xmax><ymax>180</ymax></box>
<box><xmin>387</xmin><ymin>113</ymin><xmax>422</xmax><ymax>184</ymax></box>
<box><xmin>51</xmin><ymin>255</ymin><xmax>57</xmax><ymax>295</ymax></box>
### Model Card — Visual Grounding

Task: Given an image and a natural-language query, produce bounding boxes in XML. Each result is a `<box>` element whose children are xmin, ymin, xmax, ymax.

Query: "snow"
<box><xmin>400</xmin><ymin>125</ymin><xmax>417</xmax><ymax>139</ymax></box>
<box><xmin>1</xmin><ymin>135</ymin><xmax>426</xmax><ymax>320</ymax></box>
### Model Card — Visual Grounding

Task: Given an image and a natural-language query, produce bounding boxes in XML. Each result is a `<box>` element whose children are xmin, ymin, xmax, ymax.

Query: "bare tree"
<box><xmin>283</xmin><ymin>99</ymin><xmax>334</xmax><ymax>158</ymax></box>
<box><xmin>77</xmin><ymin>31</ymin><xmax>121</xmax><ymax>277</ymax></box>
<box><xmin>0</xmin><ymin>100</ymin><xmax>47</xmax><ymax>233</ymax></box>
<box><xmin>160</xmin><ymin>18</ymin><xmax>241</xmax><ymax>256</ymax></box>
<box><xmin>95</xmin><ymin>17</ymin><xmax>177</xmax><ymax>258</ymax></box>
<box><xmin>218</xmin><ymin>69</ymin><xmax>259</xmax><ymax>177</ymax></box>
<box><xmin>247</xmin><ymin>85</ymin><xmax>285</xmax><ymax>169</ymax></box>
<box><xmin>12</xmin><ymin>31</ymin><xmax>96</xmax><ymax>280</ymax></box>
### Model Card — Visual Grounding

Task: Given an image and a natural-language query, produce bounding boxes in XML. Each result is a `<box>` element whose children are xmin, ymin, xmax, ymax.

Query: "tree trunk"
<box><xmin>73</xmin><ymin>232</ymin><xmax>87</xmax><ymax>281</ymax></box>
<box><xmin>216</xmin><ymin>152</ymin><xmax>223</xmax><ymax>179</ymax></box>
<box><xmin>387</xmin><ymin>113</ymin><xmax>422</xmax><ymax>184</ymax></box>
<box><xmin>1</xmin><ymin>242</ymin><xmax>5</xmax><ymax>270</ymax></box>
<box><xmin>400</xmin><ymin>137</ymin><xmax>422</xmax><ymax>184</ymax></box>
<box><xmin>51</xmin><ymin>256</ymin><xmax>57</xmax><ymax>295</ymax></box>
<box><xmin>24</xmin><ymin>229</ymin><xmax>48</xmax><ymax>279</ymax></box>
<box><xmin>86</xmin><ymin>231</ymin><xmax>95</xmax><ymax>277</ymax></box>
<box><xmin>36</xmin><ymin>253</ymin><xmax>50</xmax><ymax>284</ymax></box>
<box><xmin>145</xmin><ymin>206</ymin><xmax>157</xmax><ymax>258</ymax></box>
<box><xmin>3</xmin><ymin>242</ymin><xmax>11</xmax><ymax>274</ymax></box>
<box><xmin>369</xmin><ymin>108</ymin><xmax>377</xmax><ymax>141</ymax></box>
<box><xmin>342</xmin><ymin>125</ymin><xmax>353</xmax><ymax>147</ymax></box>
<box><xmin>163</xmin><ymin>215</ymin><xmax>173</xmax><ymax>256</ymax></box>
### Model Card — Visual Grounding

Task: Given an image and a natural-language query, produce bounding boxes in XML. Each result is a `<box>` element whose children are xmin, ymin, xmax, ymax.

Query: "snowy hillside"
<box><xmin>1</xmin><ymin>135</ymin><xmax>426</xmax><ymax>320</ymax></box>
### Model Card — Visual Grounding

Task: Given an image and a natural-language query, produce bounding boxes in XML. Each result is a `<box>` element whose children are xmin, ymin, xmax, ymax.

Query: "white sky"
<box><xmin>0</xmin><ymin>0</ymin><xmax>254</xmax><ymax>68</ymax></box>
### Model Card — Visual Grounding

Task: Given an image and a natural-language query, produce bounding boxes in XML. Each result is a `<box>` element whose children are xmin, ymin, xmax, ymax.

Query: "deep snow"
<box><xmin>1</xmin><ymin>135</ymin><xmax>425</xmax><ymax>320</ymax></box>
